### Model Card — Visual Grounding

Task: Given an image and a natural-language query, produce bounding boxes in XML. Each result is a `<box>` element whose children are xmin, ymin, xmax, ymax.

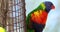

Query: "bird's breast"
<box><xmin>31</xmin><ymin>10</ymin><xmax>48</xmax><ymax>24</ymax></box>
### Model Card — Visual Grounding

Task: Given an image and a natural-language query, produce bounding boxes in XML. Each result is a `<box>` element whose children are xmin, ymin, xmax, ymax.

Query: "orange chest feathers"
<box><xmin>31</xmin><ymin>10</ymin><xmax>48</xmax><ymax>24</ymax></box>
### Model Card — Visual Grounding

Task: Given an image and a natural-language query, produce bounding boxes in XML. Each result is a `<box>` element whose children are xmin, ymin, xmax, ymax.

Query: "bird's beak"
<box><xmin>51</xmin><ymin>5</ymin><xmax>55</xmax><ymax>9</ymax></box>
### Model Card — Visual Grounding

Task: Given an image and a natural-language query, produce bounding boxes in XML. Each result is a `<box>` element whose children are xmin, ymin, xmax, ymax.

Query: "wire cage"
<box><xmin>0</xmin><ymin>0</ymin><xmax>26</xmax><ymax>32</ymax></box>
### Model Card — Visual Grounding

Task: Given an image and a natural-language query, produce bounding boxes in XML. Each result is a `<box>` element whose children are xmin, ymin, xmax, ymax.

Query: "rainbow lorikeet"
<box><xmin>26</xmin><ymin>1</ymin><xmax>55</xmax><ymax>32</ymax></box>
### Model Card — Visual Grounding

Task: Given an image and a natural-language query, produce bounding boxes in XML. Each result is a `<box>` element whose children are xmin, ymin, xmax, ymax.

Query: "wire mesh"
<box><xmin>0</xmin><ymin>0</ymin><xmax>26</xmax><ymax>32</ymax></box>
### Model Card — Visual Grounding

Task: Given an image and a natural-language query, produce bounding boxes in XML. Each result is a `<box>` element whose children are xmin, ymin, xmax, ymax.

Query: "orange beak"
<box><xmin>51</xmin><ymin>5</ymin><xmax>55</xmax><ymax>9</ymax></box>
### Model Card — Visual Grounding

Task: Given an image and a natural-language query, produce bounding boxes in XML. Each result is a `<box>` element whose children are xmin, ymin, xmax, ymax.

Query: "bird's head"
<box><xmin>44</xmin><ymin>1</ymin><xmax>55</xmax><ymax>13</ymax></box>
<box><xmin>39</xmin><ymin>1</ymin><xmax>55</xmax><ymax>13</ymax></box>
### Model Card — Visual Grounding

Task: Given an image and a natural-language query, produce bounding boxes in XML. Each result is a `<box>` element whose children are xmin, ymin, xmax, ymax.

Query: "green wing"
<box><xmin>26</xmin><ymin>13</ymin><xmax>31</xmax><ymax>27</ymax></box>
<box><xmin>26</xmin><ymin>12</ymin><xmax>34</xmax><ymax>32</ymax></box>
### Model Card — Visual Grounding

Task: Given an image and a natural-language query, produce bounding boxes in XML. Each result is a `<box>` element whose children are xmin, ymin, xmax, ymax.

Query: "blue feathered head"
<box><xmin>44</xmin><ymin>1</ymin><xmax>55</xmax><ymax>13</ymax></box>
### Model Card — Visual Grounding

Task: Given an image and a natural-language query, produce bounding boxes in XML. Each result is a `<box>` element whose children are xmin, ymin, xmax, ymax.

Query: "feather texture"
<box><xmin>31</xmin><ymin>10</ymin><xmax>48</xmax><ymax>24</ymax></box>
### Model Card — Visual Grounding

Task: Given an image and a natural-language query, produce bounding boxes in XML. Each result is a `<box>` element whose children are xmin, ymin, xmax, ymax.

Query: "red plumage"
<box><xmin>30</xmin><ymin>10</ymin><xmax>48</xmax><ymax>24</ymax></box>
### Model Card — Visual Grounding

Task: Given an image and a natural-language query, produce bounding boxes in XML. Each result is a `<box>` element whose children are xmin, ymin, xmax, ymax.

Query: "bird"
<box><xmin>26</xmin><ymin>1</ymin><xmax>55</xmax><ymax>32</ymax></box>
<box><xmin>0</xmin><ymin>27</ymin><xmax>6</xmax><ymax>32</ymax></box>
